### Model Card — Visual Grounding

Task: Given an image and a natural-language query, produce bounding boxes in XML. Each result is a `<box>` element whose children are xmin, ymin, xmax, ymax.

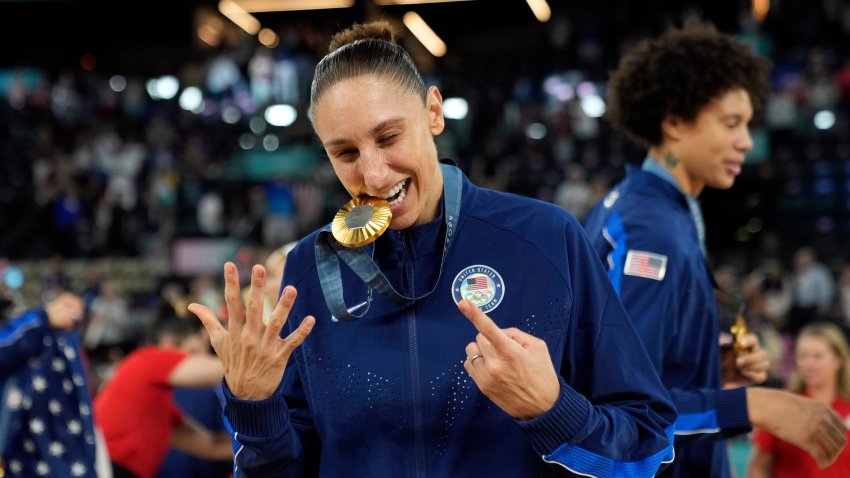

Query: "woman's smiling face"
<box><xmin>313</xmin><ymin>74</ymin><xmax>446</xmax><ymax>230</ymax></box>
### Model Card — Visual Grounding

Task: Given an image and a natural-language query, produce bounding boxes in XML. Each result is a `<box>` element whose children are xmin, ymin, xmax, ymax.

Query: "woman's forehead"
<box><xmin>702</xmin><ymin>88</ymin><xmax>753</xmax><ymax>116</ymax></box>
<box><xmin>314</xmin><ymin>78</ymin><xmax>421</xmax><ymax>129</ymax></box>
<box><xmin>322</xmin><ymin>74</ymin><xmax>410</xmax><ymax>100</ymax></box>
<box><xmin>798</xmin><ymin>335</ymin><xmax>832</xmax><ymax>350</ymax></box>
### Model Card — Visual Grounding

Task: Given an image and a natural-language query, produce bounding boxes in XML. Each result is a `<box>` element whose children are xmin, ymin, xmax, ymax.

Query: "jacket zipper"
<box><xmin>403</xmin><ymin>232</ymin><xmax>426</xmax><ymax>477</ymax></box>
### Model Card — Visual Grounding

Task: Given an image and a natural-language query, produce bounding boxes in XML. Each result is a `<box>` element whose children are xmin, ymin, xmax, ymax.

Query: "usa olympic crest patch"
<box><xmin>452</xmin><ymin>265</ymin><xmax>505</xmax><ymax>313</ymax></box>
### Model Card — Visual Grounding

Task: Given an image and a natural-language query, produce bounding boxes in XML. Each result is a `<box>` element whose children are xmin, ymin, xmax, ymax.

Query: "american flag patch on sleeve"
<box><xmin>623</xmin><ymin>250</ymin><xmax>668</xmax><ymax>281</ymax></box>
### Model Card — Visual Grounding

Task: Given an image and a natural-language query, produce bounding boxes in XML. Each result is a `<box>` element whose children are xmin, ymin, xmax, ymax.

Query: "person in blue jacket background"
<box><xmin>189</xmin><ymin>21</ymin><xmax>677</xmax><ymax>478</ymax></box>
<box><xmin>583</xmin><ymin>20</ymin><xmax>847</xmax><ymax>478</ymax></box>
<box><xmin>0</xmin><ymin>291</ymin><xmax>98</xmax><ymax>477</ymax></box>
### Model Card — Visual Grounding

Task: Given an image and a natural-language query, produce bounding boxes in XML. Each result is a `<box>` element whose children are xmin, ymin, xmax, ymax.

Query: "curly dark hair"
<box><xmin>605</xmin><ymin>21</ymin><xmax>771</xmax><ymax>147</ymax></box>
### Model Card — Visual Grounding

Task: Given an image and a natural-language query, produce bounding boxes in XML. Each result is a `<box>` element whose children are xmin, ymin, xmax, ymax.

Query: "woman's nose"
<box><xmin>359</xmin><ymin>149</ymin><xmax>390</xmax><ymax>193</ymax></box>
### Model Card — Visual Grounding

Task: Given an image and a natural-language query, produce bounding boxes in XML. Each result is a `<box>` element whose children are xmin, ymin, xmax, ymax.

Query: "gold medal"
<box><xmin>730</xmin><ymin>315</ymin><xmax>749</xmax><ymax>356</ymax></box>
<box><xmin>331</xmin><ymin>196</ymin><xmax>392</xmax><ymax>247</ymax></box>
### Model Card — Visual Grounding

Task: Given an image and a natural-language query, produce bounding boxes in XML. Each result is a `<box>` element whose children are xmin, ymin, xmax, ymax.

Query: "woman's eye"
<box><xmin>379</xmin><ymin>133</ymin><xmax>399</xmax><ymax>144</ymax></box>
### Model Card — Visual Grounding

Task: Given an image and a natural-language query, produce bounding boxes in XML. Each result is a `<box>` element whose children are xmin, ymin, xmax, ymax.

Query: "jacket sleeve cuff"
<box><xmin>222</xmin><ymin>379</ymin><xmax>290</xmax><ymax>438</ymax></box>
<box><xmin>515</xmin><ymin>376</ymin><xmax>592</xmax><ymax>456</ymax></box>
<box><xmin>717</xmin><ymin>387</ymin><xmax>751</xmax><ymax>437</ymax></box>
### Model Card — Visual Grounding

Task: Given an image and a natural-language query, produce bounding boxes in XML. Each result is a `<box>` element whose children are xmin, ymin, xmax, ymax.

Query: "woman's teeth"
<box><xmin>388</xmin><ymin>187</ymin><xmax>406</xmax><ymax>206</ymax></box>
<box><xmin>384</xmin><ymin>179</ymin><xmax>408</xmax><ymax>206</ymax></box>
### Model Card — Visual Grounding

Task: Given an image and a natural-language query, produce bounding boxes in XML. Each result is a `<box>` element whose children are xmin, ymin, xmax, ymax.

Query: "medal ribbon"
<box><xmin>641</xmin><ymin>157</ymin><xmax>707</xmax><ymax>257</ymax></box>
<box><xmin>315</xmin><ymin>162</ymin><xmax>462</xmax><ymax>322</ymax></box>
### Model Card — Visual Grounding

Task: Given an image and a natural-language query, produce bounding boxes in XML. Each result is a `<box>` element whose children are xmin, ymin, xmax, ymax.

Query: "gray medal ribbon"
<box><xmin>315</xmin><ymin>162</ymin><xmax>462</xmax><ymax>322</ymax></box>
<box><xmin>641</xmin><ymin>157</ymin><xmax>707</xmax><ymax>256</ymax></box>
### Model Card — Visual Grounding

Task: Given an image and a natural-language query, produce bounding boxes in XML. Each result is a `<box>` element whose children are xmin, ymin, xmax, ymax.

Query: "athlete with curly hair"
<box><xmin>585</xmin><ymin>20</ymin><xmax>847</xmax><ymax>478</ymax></box>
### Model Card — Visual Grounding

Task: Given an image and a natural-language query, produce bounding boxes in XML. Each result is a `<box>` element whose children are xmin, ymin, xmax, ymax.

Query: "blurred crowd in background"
<box><xmin>3</xmin><ymin>0</ymin><xmax>850</xmax><ymax>474</ymax></box>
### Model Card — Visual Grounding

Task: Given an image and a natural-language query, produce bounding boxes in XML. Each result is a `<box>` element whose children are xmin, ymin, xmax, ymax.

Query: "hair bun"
<box><xmin>329</xmin><ymin>21</ymin><xmax>397</xmax><ymax>53</ymax></box>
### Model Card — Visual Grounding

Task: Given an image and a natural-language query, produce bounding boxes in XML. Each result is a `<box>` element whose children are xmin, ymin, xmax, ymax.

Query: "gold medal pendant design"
<box><xmin>332</xmin><ymin>196</ymin><xmax>392</xmax><ymax>247</ymax></box>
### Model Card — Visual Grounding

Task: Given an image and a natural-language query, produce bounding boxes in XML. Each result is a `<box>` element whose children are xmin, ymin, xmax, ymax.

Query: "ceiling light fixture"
<box><xmin>402</xmin><ymin>11</ymin><xmax>446</xmax><ymax>57</ymax></box>
<box><xmin>219</xmin><ymin>0</ymin><xmax>261</xmax><ymax>34</ymax></box>
<box><xmin>525</xmin><ymin>0</ymin><xmax>551</xmax><ymax>23</ymax></box>
<box><xmin>234</xmin><ymin>0</ymin><xmax>354</xmax><ymax>12</ymax></box>
<box><xmin>373</xmin><ymin>0</ymin><xmax>472</xmax><ymax>5</ymax></box>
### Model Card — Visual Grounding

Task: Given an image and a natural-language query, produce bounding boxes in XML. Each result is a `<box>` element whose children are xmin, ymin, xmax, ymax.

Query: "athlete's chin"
<box><xmin>389</xmin><ymin>214</ymin><xmax>416</xmax><ymax>230</ymax></box>
<box><xmin>711</xmin><ymin>176</ymin><xmax>737</xmax><ymax>190</ymax></box>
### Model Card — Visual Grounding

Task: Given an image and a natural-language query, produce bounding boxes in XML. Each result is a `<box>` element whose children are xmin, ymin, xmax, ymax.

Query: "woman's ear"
<box><xmin>426</xmin><ymin>86</ymin><xmax>445</xmax><ymax>135</ymax></box>
<box><xmin>660</xmin><ymin>113</ymin><xmax>685</xmax><ymax>142</ymax></box>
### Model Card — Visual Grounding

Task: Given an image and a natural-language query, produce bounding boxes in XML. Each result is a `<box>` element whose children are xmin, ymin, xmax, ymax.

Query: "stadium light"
<box><xmin>234</xmin><ymin>0</ymin><xmax>354</xmax><ymax>12</ymax></box>
<box><xmin>403</xmin><ymin>11</ymin><xmax>446</xmax><ymax>57</ymax></box>
<box><xmin>373</xmin><ymin>0</ymin><xmax>472</xmax><ymax>4</ymax></box>
<box><xmin>526</xmin><ymin>0</ymin><xmax>551</xmax><ymax>23</ymax></box>
<box><xmin>218</xmin><ymin>0</ymin><xmax>261</xmax><ymax>34</ymax></box>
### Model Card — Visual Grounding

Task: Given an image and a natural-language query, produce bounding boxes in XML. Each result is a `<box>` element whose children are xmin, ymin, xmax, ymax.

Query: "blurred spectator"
<box><xmin>262</xmin><ymin>181</ymin><xmax>296</xmax><ymax>247</ymax></box>
<box><xmin>155</xmin><ymin>387</ymin><xmax>231</xmax><ymax>478</ymax></box>
<box><xmin>752</xmin><ymin>259</ymin><xmax>794</xmax><ymax>330</ymax></box>
<box><xmin>260</xmin><ymin>241</ymin><xmax>296</xmax><ymax>324</ymax></box>
<box><xmin>789</xmin><ymin>247</ymin><xmax>836</xmax><ymax>336</ymax></box>
<box><xmin>715</xmin><ymin>263</ymin><xmax>741</xmax><ymax>296</ymax></box>
<box><xmin>744</xmin><ymin>259</ymin><xmax>794</xmax><ymax>380</ymax></box>
<box><xmin>79</xmin><ymin>266</ymin><xmax>103</xmax><ymax>314</ymax></box>
<box><xmin>196</xmin><ymin>188</ymin><xmax>225</xmax><ymax>236</ymax></box>
<box><xmin>553</xmin><ymin>164</ymin><xmax>593</xmax><ymax>221</ymax></box>
<box><xmin>237</xmin><ymin>243</ymin><xmax>292</xmax><ymax>326</ymax></box>
<box><xmin>51</xmin><ymin>182</ymin><xmax>84</xmax><ymax>257</ymax></box>
<box><xmin>147</xmin><ymin>167</ymin><xmax>178</xmax><ymax>226</ymax></box>
<box><xmin>94</xmin><ymin>314</ymin><xmax>231</xmax><ymax>478</ymax></box>
<box><xmin>155</xmin><ymin>310</ymin><xmax>231</xmax><ymax>478</ymax></box>
<box><xmin>748</xmin><ymin>322</ymin><xmax>850</xmax><ymax>477</ymax></box>
<box><xmin>40</xmin><ymin>255</ymin><xmax>72</xmax><ymax>300</ymax></box>
<box><xmin>0</xmin><ymin>292</ymin><xmax>103</xmax><ymax>478</ymax></box>
<box><xmin>92</xmin><ymin>196</ymin><xmax>115</xmax><ymax>254</ymax></box>
<box><xmin>83</xmin><ymin>280</ymin><xmax>131</xmax><ymax>358</ymax></box>
<box><xmin>187</xmin><ymin>275</ymin><xmax>222</xmax><ymax>318</ymax></box>
<box><xmin>103</xmin><ymin>140</ymin><xmax>145</xmax><ymax>214</ymax></box>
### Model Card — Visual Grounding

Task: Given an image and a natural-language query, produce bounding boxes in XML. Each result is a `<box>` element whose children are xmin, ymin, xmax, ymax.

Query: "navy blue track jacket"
<box><xmin>223</xmin><ymin>163</ymin><xmax>676</xmax><ymax>477</ymax></box>
<box><xmin>584</xmin><ymin>165</ymin><xmax>752</xmax><ymax>478</ymax></box>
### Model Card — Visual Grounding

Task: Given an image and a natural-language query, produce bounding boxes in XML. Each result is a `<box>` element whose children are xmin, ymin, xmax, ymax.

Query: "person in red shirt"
<box><xmin>748</xmin><ymin>322</ymin><xmax>850</xmax><ymax>477</ymax></box>
<box><xmin>94</xmin><ymin>314</ymin><xmax>232</xmax><ymax>478</ymax></box>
